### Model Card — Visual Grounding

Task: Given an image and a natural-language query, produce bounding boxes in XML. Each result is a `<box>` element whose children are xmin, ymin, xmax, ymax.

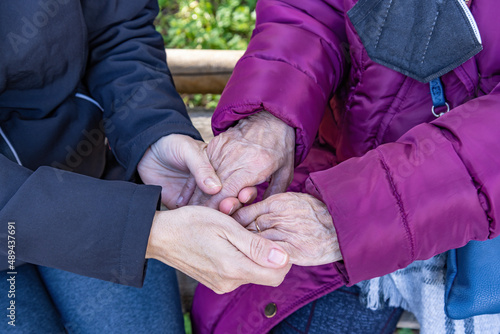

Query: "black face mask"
<box><xmin>348</xmin><ymin>0</ymin><xmax>482</xmax><ymax>83</ymax></box>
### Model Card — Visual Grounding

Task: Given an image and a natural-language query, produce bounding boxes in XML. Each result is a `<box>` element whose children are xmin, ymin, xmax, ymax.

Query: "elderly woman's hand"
<box><xmin>178</xmin><ymin>111</ymin><xmax>295</xmax><ymax>214</ymax></box>
<box><xmin>233</xmin><ymin>192</ymin><xmax>343</xmax><ymax>266</ymax></box>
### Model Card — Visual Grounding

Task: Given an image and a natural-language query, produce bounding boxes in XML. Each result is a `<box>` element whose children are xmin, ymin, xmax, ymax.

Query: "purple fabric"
<box><xmin>195</xmin><ymin>0</ymin><xmax>500</xmax><ymax>332</ymax></box>
<box><xmin>212</xmin><ymin>0</ymin><xmax>347</xmax><ymax>164</ymax></box>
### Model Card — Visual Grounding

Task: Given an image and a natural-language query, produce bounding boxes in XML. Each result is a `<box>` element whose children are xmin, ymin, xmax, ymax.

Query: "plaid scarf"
<box><xmin>357</xmin><ymin>253</ymin><xmax>500</xmax><ymax>333</ymax></box>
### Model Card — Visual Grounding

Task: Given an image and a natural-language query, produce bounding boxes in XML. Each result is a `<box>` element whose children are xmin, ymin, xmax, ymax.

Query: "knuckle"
<box><xmin>217</xmin><ymin>283</ymin><xmax>229</xmax><ymax>294</ymax></box>
<box><xmin>259</xmin><ymin>149</ymin><xmax>274</xmax><ymax>163</ymax></box>
<box><xmin>197</xmin><ymin>163</ymin><xmax>214</xmax><ymax>174</ymax></box>
<box><xmin>260</xmin><ymin>151</ymin><xmax>281</xmax><ymax>170</ymax></box>
<box><xmin>194</xmin><ymin>140</ymin><xmax>208</xmax><ymax>152</ymax></box>
<box><xmin>268</xmin><ymin>193</ymin><xmax>293</xmax><ymax>211</ymax></box>
<box><xmin>265</xmin><ymin>272</ymin><xmax>287</xmax><ymax>288</ymax></box>
<box><xmin>206</xmin><ymin>197</ymin><xmax>222</xmax><ymax>210</ymax></box>
<box><xmin>221</xmin><ymin>181</ymin><xmax>243</xmax><ymax>197</ymax></box>
<box><xmin>216</xmin><ymin>282</ymin><xmax>237</xmax><ymax>294</ymax></box>
<box><xmin>275</xmin><ymin>192</ymin><xmax>292</xmax><ymax>201</ymax></box>
<box><xmin>268</xmin><ymin>200</ymin><xmax>281</xmax><ymax>213</ymax></box>
<box><xmin>213</xmin><ymin>281</ymin><xmax>229</xmax><ymax>294</ymax></box>
<box><xmin>249</xmin><ymin>237</ymin><xmax>268</xmax><ymax>262</ymax></box>
<box><xmin>271</xmin><ymin>275</ymin><xmax>286</xmax><ymax>287</ymax></box>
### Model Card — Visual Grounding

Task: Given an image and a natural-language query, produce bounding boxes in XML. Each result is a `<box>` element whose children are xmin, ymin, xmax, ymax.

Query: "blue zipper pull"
<box><xmin>429</xmin><ymin>78</ymin><xmax>449</xmax><ymax>117</ymax></box>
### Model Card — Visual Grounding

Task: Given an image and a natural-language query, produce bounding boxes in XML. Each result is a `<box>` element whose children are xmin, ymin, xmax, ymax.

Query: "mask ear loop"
<box><xmin>429</xmin><ymin>78</ymin><xmax>450</xmax><ymax>117</ymax></box>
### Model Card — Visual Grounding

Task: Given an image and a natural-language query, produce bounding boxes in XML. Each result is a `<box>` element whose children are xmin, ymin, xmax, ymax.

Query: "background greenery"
<box><xmin>156</xmin><ymin>0</ymin><xmax>256</xmax><ymax>49</ymax></box>
<box><xmin>155</xmin><ymin>0</ymin><xmax>257</xmax><ymax>109</ymax></box>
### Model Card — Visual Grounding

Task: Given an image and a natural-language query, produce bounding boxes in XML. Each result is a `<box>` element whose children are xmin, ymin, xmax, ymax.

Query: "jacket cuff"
<box><xmin>212</xmin><ymin>56</ymin><xmax>327</xmax><ymax>165</ymax></box>
<box><xmin>305</xmin><ymin>125</ymin><xmax>488</xmax><ymax>284</ymax></box>
<box><xmin>118</xmin><ymin>183</ymin><xmax>161</xmax><ymax>287</ymax></box>
<box><xmin>305</xmin><ymin>151</ymin><xmax>411</xmax><ymax>285</ymax></box>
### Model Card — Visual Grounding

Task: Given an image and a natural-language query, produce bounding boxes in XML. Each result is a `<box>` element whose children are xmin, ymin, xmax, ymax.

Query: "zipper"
<box><xmin>456</xmin><ymin>0</ymin><xmax>481</xmax><ymax>44</ymax></box>
<box><xmin>0</xmin><ymin>127</ymin><xmax>22</xmax><ymax>166</ymax></box>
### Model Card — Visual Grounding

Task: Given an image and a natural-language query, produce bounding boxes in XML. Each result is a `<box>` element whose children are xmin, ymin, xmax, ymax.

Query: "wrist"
<box><xmin>146</xmin><ymin>211</ymin><xmax>173</xmax><ymax>261</ymax></box>
<box><xmin>241</xmin><ymin>110</ymin><xmax>289</xmax><ymax>131</ymax></box>
<box><xmin>146</xmin><ymin>212</ymin><xmax>160</xmax><ymax>260</ymax></box>
<box><xmin>238</xmin><ymin>110</ymin><xmax>295</xmax><ymax>150</ymax></box>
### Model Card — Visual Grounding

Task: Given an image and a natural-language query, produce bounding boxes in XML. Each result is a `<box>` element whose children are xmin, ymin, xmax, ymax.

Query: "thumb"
<box><xmin>184</xmin><ymin>141</ymin><xmax>222</xmax><ymax>195</ymax></box>
<box><xmin>227</xmin><ymin>226</ymin><xmax>289</xmax><ymax>269</ymax></box>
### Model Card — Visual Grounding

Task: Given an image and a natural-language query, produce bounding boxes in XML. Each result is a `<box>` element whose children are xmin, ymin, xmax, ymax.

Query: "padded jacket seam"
<box><xmin>433</xmin><ymin>124</ymin><xmax>495</xmax><ymax>236</ymax></box>
<box><xmin>376</xmin><ymin>149</ymin><xmax>415</xmax><ymax>262</ymax></box>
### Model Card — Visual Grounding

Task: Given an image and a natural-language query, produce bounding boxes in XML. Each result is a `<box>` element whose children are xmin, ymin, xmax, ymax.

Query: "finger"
<box><xmin>263</xmin><ymin>167</ymin><xmax>293</xmax><ymax>199</ymax></box>
<box><xmin>246</xmin><ymin>221</ymin><xmax>258</xmax><ymax>233</ymax></box>
<box><xmin>257</xmin><ymin>228</ymin><xmax>291</xmax><ymax>243</ymax></box>
<box><xmin>226</xmin><ymin>225</ymin><xmax>289</xmax><ymax>269</ymax></box>
<box><xmin>232</xmin><ymin>200</ymin><xmax>272</xmax><ymax>227</ymax></box>
<box><xmin>184</xmin><ymin>142</ymin><xmax>222</xmax><ymax>195</ymax></box>
<box><xmin>187</xmin><ymin>187</ymin><xmax>213</xmax><ymax>207</ymax></box>
<box><xmin>273</xmin><ymin>241</ymin><xmax>302</xmax><ymax>265</ymax></box>
<box><xmin>176</xmin><ymin>175</ymin><xmax>197</xmax><ymax>207</ymax></box>
<box><xmin>253</xmin><ymin>230</ymin><xmax>303</xmax><ymax>266</ymax></box>
<box><xmin>248</xmin><ymin>263</ymin><xmax>291</xmax><ymax>288</ymax></box>
<box><xmin>254</xmin><ymin>214</ymin><xmax>281</xmax><ymax>232</ymax></box>
<box><xmin>219</xmin><ymin>197</ymin><xmax>241</xmax><ymax>215</ymax></box>
<box><xmin>238</xmin><ymin>187</ymin><xmax>258</xmax><ymax>204</ymax></box>
<box><xmin>224</xmin><ymin>256</ymin><xmax>290</xmax><ymax>289</ymax></box>
<box><xmin>243</xmin><ymin>215</ymin><xmax>278</xmax><ymax>233</ymax></box>
<box><xmin>205</xmin><ymin>171</ymin><xmax>265</xmax><ymax>209</ymax></box>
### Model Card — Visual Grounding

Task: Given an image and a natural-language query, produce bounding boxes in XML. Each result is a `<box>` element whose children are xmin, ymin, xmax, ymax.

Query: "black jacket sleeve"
<box><xmin>82</xmin><ymin>0</ymin><xmax>202</xmax><ymax>179</ymax></box>
<box><xmin>0</xmin><ymin>0</ymin><xmax>195</xmax><ymax>288</ymax></box>
<box><xmin>0</xmin><ymin>155</ymin><xmax>160</xmax><ymax>287</ymax></box>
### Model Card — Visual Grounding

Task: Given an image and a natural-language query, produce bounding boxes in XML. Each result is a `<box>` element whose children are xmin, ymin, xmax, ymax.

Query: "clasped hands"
<box><xmin>138</xmin><ymin>111</ymin><xmax>341</xmax><ymax>294</ymax></box>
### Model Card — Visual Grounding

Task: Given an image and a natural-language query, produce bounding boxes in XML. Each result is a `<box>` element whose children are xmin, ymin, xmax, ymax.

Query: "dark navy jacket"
<box><xmin>0</xmin><ymin>0</ymin><xmax>201</xmax><ymax>287</ymax></box>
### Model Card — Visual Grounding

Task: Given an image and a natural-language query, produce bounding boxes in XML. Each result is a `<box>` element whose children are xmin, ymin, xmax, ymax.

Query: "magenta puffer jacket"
<box><xmin>193</xmin><ymin>0</ymin><xmax>500</xmax><ymax>332</ymax></box>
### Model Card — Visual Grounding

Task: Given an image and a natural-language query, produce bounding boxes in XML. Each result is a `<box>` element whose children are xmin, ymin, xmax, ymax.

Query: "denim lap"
<box><xmin>271</xmin><ymin>285</ymin><xmax>403</xmax><ymax>334</ymax></box>
<box><xmin>1</xmin><ymin>259</ymin><xmax>184</xmax><ymax>333</ymax></box>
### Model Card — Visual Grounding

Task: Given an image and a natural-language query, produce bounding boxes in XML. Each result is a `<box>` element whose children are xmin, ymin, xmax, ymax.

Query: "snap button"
<box><xmin>264</xmin><ymin>303</ymin><xmax>277</xmax><ymax>318</ymax></box>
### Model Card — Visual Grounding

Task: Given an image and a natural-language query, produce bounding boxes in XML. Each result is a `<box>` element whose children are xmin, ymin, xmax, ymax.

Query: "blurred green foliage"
<box><xmin>156</xmin><ymin>0</ymin><xmax>256</xmax><ymax>108</ymax></box>
<box><xmin>184</xmin><ymin>312</ymin><xmax>192</xmax><ymax>334</ymax></box>
<box><xmin>156</xmin><ymin>0</ymin><xmax>256</xmax><ymax>50</ymax></box>
<box><xmin>183</xmin><ymin>93</ymin><xmax>221</xmax><ymax>109</ymax></box>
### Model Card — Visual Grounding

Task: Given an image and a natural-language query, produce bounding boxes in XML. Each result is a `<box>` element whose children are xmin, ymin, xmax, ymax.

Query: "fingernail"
<box><xmin>243</xmin><ymin>194</ymin><xmax>251</xmax><ymax>203</ymax></box>
<box><xmin>204</xmin><ymin>177</ymin><xmax>221</xmax><ymax>189</ymax></box>
<box><xmin>228</xmin><ymin>205</ymin><xmax>236</xmax><ymax>216</ymax></box>
<box><xmin>176</xmin><ymin>196</ymin><xmax>184</xmax><ymax>207</ymax></box>
<box><xmin>268</xmin><ymin>249</ymin><xmax>288</xmax><ymax>266</ymax></box>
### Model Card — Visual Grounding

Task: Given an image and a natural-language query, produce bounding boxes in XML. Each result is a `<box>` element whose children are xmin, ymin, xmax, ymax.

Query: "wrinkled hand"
<box><xmin>137</xmin><ymin>134</ymin><xmax>222</xmax><ymax>209</ymax></box>
<box><xmin>180</xmin><ymin>111</ymin><xmax>295</xmax><ymax>214</ymax></box>
<box><xmin>233</xmin><ymin>192</ymin><xmax>342</xmax><ymax>266</ymax></box>
<box><xmin>146</xmin><ymin>206</ymin><xmax>291</xmax><ymax>294</ymax></box>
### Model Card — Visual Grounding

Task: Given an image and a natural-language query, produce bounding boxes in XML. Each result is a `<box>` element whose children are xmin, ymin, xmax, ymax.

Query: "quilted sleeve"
<box><xmin>212</xmin><ymin>0</ymin><xmax>348</xmax><ymax>164</ymax></box>
<box><xmin>305</xmin><ymin>86</ymin><xmax>500</xmax><ymax>285</ymax></box>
